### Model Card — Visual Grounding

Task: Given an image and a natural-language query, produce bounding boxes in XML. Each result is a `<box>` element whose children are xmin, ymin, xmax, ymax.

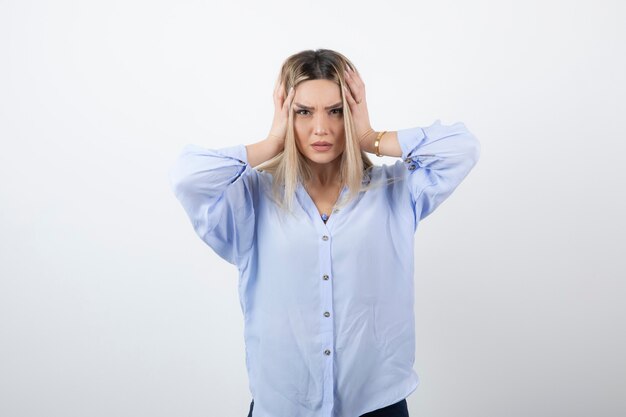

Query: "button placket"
<box><xmin>318</xmin><ymin>230</ymin><xmax>335</xmax><ymax>415</ymax></box>
<box><xmin>297</xmin><ymin>181</ymin><xmax>338</xmax><ymax>416</ymax></box>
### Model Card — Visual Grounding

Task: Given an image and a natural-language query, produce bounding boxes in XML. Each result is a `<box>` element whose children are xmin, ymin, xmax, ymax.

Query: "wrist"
<box><xmin>358</xmin><ymin>128</ymin><xmax>377</xmax><ymax>145</ymax></box>
<box><xmin>266</xmin><ymin>135</ymin><xmax>284</xmax><ymax>151</ymax></box>
<box><xmin>358</xmin><ymin>129</ymin><xmax>382</xmax><ymax>155</ymax></box>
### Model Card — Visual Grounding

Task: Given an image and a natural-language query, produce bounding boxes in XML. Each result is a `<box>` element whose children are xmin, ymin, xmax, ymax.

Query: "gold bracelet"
<box><xmin>374</xmin><ymin>131</ymin><xmax>387</xmax><ymax>157</ymax></box>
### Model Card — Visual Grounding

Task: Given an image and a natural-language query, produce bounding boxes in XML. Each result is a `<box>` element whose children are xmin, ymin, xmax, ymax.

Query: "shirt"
<box><xmin>168</xmin><ymin>119</ymin><xmax>481</xmax><ymax>417</ymax></box>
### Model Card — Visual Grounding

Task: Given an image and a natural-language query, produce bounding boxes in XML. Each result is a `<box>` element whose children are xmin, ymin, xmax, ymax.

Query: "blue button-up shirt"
<box><xmin>168</xmin><ymin>119</ymin><xmax>480</xmax><ymax>417</ymax></box>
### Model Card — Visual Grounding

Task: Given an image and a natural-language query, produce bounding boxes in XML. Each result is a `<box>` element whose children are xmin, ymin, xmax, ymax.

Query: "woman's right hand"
<box><xmin>267</xmin><ymin>73</ymin><xmax>295</xmax><ymax>144</ymax></box>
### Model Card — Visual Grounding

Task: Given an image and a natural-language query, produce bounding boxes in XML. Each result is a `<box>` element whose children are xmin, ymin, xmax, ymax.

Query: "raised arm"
<box><xmin>169</xmin><ymin>73</ymin><xmax>296</xmax><ymax>266</ymax></box>
<box><xmin>363</xmin><ymin>119</ymin><xmax>481</xmax><ymax>227</ymax></box>
<box><xmin>341</xmin><ymin>67</ymin><xmax>480</xmax><ymax>227</ymax></box>
<box><xmin>168</xmin><ymin>137</ymin><xmax>283</xmax><ymax>266</ymax></box>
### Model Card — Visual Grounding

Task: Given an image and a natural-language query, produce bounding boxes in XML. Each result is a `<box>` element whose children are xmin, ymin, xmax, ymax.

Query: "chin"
<box><xmin>305</xmin><ymin>151</ymin><xmax>342</xmax><ymax>164</ymax></box>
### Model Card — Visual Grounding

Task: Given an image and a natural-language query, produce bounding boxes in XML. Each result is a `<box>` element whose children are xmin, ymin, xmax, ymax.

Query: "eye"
<box><xmin>295</xmin><ymin>108</ymin><xmax>343</xmax><ymax>116</ymax></box>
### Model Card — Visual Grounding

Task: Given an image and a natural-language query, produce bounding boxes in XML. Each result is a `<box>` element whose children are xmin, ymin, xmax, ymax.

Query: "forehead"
<box><xmin>294</xmin><ymin>79</ymin><xmax>341</xmax><ymax>106</ymax></box>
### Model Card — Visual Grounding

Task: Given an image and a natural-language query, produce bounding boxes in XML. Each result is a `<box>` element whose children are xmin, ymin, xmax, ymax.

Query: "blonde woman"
<box><xmin>168</xmin><ymin>49</ymin><xmax>481</xmax><ymax>417</ymax></box>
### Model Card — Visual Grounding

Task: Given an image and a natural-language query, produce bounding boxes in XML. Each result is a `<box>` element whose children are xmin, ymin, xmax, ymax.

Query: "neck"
<box><xmin>306</xmin><ymin>158</ymin><xmax>342</xmax><ymax>188</ymax></box>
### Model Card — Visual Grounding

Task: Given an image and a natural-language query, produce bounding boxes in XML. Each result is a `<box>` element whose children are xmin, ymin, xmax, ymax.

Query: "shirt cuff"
<box><xmin>396</xmin><ymin>126</ymin><xmax>426</xmax><ymax>171</ymax></box>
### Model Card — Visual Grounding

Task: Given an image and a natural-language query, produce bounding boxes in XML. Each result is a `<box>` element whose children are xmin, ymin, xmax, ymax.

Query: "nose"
<box><xmin>313</xmin><ymin>112</ymin><xmax>329</xmax><ymax>135</ymax></box>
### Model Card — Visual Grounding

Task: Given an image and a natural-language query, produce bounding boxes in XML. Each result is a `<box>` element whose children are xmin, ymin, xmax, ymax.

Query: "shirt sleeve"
<box><xmin>168</xmin><ymin>143</ymin><xmax>257</xmax><ymax>267</ymax></box>
<box><xmin>395</xmin><ymin>119</ymin><xmax>481</xmax><ymax>225</ymax></box>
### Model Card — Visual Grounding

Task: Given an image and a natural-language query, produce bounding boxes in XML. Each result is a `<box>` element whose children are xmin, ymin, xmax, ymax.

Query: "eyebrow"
<box><xmin>294</xmin><ymin>102</ymin><xmax>343</xmax><ymax>110</ymax></box>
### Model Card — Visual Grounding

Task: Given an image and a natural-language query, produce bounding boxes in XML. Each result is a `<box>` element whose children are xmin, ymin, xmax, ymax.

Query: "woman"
<box><xmin>169</xmin><ymin>49</ymin><xmax>481</xmax><ymax>417</ymax></box>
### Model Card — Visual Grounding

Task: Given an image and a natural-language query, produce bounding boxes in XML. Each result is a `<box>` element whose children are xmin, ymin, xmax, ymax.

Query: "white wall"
<box><xmin>1</xmin><ymin>1</ymin><xmax>624</xmax><ymax>416</ymax></box>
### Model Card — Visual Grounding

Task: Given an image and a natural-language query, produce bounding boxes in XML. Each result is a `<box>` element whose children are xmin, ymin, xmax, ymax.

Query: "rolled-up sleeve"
<box><xmin>168</xmin><ymin>143</ymin><xmax>257</xmax><ymax>267</ymax></box>
<box><xmin>395</xmin><ymin>119</ymin><xmax>481</xmax><ymax>225</ymax></box>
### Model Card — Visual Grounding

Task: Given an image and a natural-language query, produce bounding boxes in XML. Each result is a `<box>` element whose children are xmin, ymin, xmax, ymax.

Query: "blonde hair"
<box><xmin>255</xmin><ymin>49</ymin><xmax>396</xmax><ymax>216</ymax></box>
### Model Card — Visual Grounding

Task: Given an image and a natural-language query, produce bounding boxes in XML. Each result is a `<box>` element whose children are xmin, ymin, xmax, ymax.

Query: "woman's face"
<box><xmin>292</xmin><ymin>79</ymin><xmax>345</xmax><ymax>165</ymax></box>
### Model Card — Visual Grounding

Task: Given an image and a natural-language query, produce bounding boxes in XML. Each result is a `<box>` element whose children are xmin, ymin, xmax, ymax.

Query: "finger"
<box><xmin>281</xmin><ymin>86</ymin><xmax>289</xmax><ymax>109</ymax></box>
<box><xmin>274</xmin><ymin>80</ymin><xmax>282</xmax><ymax>104</ymax></box>
<box><xmin>347</xmin><ymin>66</ymin><xmax>363</xmax><ymax>89</ymax></box>
<box><xmin>347</xmin><ymin>65</ymin><xmax>360</xmax><ymax>79</ymax></box>
<box><xmin>344</xmin><ymin>75</ymin><xmax>359</xmax><ymax>102</ymax></box>
<box><xmin>344</xmin><ymin>71</ymin><xmax>363</xmax><ymax>100</ymax></box>
<box><xmin>288</xmin><ymin>86</ymin><xmax>295</xmax><ymax>107</ymax></box>
<box><xmin>342</xmin><ymin>83</ymin><xmax>355</xmax><ymax>107</ymax></box>
<box><xmin>349</xmin><ymin>74</ymin><xmax>362</xmax><ymax>92</ymax></box>
<box><xmin>282</xmin><ymin>86</ymin><xmax>295</xmax><ymax>111</ymax></box>
<box><xmin>343</xmin><ymin>69</ymin><xmax>354</xmax><ymax>89</ymax></box>
<box><xmin>278</xmin><ymin>81</ymin><xmax>287</xmax><ymax>105</ymax></box>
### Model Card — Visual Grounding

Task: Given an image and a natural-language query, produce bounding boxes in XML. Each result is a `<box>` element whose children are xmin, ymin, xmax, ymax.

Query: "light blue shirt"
<box><xmin>168</xmin><ymin>119</ymin><xmax>481</xmax><ymax>417</ymax></box>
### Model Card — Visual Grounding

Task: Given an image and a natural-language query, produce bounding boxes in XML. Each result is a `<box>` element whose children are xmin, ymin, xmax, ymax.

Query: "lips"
<box><xmin>312</xmin><ymin>143</ymin><xmax>332</xmax><ymax>152</ymax></box>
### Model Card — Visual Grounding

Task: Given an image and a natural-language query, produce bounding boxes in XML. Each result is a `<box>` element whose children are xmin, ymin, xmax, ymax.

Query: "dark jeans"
<box><xmin>246</xmin><ymin>398</ymin><xmax>409</xmax><ymax>417</ymax></box>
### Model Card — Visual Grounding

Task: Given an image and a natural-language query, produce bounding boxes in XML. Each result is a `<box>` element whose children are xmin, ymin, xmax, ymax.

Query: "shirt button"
<box><xmin>324</xmin><ymin>349</ymin><xmax>331</xmax><ymax>355</ymax></box>
<box><xmin>322</xmin><ymin>274</ymin><xmax>329</xmax><ymax>280</ymax></box>
<box><xmin>408</xmin><ymin>164</ymin><xmax>416</xmax><ymax>170</ymax></box>
<box><xmin>322</xmin><ymin>235</ymin><xmax>329</xmax><ymax>241</ymax></box>
<box><xmin>404</xmin><ymin>157</ymin><xmax>412</xmax><ymax>163</ymax></box>
<box><xmin>324</xmin><ymin>311</ymin><xmax>330</xmax><ymax>317</ymax></box>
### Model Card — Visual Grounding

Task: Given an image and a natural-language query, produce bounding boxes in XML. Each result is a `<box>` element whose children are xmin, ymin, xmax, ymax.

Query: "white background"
<box><xmin>1</xmin><ymin>1</ymin><xmax>625</xmax><ymax>416</ymax></box>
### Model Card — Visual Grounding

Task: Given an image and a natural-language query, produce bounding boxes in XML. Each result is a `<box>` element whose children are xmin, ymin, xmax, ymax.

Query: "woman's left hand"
<box><xmin>343</xmin><ymin>66</ymin><xmax>375</xmax><ymax>149</ymax></box>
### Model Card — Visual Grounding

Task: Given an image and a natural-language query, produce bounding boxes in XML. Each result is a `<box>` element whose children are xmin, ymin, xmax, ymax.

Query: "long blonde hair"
<box><xmin>255</xmin><ymin>49</ymin><xmax>392</xmax><ymax>215</ymax></box>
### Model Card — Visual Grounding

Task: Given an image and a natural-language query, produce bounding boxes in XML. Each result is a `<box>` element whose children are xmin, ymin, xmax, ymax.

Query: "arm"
<box><xmin>168</xmin><ymin>137</ymin><xmax>283</xmax><ymax>266</ymax></box>
<box><xmin>245</xmin><ymin>137</ymin><xmax>284</xmax><ymax>168</ymax></box>
<box><xmin>363</xmin><ymin>120</ymin><xmax>481</xmax><ymax>225</ymax></box>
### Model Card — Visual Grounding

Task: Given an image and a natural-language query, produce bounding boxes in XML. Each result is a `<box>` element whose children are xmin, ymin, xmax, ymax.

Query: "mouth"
<box><xmin>311</xmin><ymin>143</ymin><xmax>333</xmax><ymax>152</ymax></box>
